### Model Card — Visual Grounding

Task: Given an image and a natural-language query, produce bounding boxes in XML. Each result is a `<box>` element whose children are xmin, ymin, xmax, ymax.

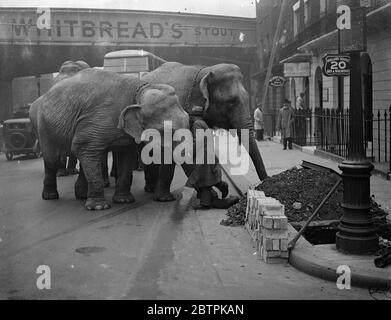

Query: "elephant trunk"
<box><xmin>234</xmin><ymin>111</ymin><xmax>268</xmax><ymax>181</ymax></box>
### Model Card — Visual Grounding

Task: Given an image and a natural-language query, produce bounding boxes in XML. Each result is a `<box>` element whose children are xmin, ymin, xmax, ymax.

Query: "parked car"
<box><xmin>2</xmin><ymin>117</ymin><xmax>40</xmax><ymax>160</ymax></box>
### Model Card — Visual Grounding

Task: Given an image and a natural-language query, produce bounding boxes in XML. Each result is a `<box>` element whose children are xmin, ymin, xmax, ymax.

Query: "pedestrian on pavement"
<box><xmin>277</xmin><ymin>99</ymin><xmax>295</xmax><ymax>150</ymax></box>
<box><xmin>254</xmin><ymin>105</ymin><xmax>264</xmax><ymax>141</ymax></box>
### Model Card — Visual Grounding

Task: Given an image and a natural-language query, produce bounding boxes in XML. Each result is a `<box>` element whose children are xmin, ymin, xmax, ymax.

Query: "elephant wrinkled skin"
<box><xmin>30</xmin><ymin>69</ymin><xmax>188</xmax><ymax>210</ymax></box>
<box><xmin>53</xmin><ymin>60</ymin><xmax>91</xmax><ymax>177</ymax></box>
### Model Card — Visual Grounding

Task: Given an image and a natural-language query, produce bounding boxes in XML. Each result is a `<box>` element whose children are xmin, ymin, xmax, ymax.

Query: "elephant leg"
<box><xmin>110</xmin><ymin>151</ymin><xmax>117</xmax><ymax>179</ymax></box>
<box><xmin>144</xmin><ymin>164</ymin><xmax>159</xmax><ymax>193</ymax></box>
<box><xmin>77</xmin><ymin>152</ymin><xmax>110</xmax><ymax>211</ymax></box>
<box><xmin>101</xmin><ymin>151</ymin><xmax>110</xmax><ymax>188</ymax></box>
<box><xmin>42</xmin><ymin>157</ymin><xmax>60</xmax><ymax>200</ymax></box>
<box><xmin>112</xmin><ymin>149</ymin><xmax>135</xmax><ymax>204</ymax></box>
<box><xmin>57</xmin><ymin>155</ymin><xmax>68</xmax><ymax>177</ymax></box>
<box><xmin>136</xmin><ymin>143</ymin><xmax>144</xmax><ymax>171</ymax></box>
<box><xmin>153</xmin><ymin>164</ymin><xmax>175</xmax><ymax>202</ymax></box>
<box><xmin>67</xmin><ymin>155</ymin><xmax>79</xmax><ymax>175</ymax></box>
<box><xmin>74</xmin><ymin>165</ymin><xmax>88</xmax><ymax>200</ymax></box>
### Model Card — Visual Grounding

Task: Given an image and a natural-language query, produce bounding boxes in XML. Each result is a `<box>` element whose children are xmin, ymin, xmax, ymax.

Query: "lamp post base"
<box><xmin>336</xmin><ymin>160</ymin><xmax>379</xmax><ymax>255</ymax></box>
<box><xmin>336</xmin><ymin>233</ymin><xmax>379</xmax><ymax>256</ymax></box>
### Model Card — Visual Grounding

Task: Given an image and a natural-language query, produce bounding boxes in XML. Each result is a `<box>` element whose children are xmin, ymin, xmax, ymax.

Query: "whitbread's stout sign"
<box><xmin>0</xmin><ymin>8</ymin><xmax>255</xmax><ymax>47</ymax></box>
<box><xmin>322</xmin><ymin>54</ymin><xmax>350</xmax><ymax>77</ymax></box>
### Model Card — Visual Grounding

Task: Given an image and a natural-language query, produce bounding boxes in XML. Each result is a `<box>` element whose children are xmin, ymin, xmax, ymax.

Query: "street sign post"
<box><xmin>322</xmin><ymin>54</ymin><xmax>350</xmax><ymax>77</ymax></box>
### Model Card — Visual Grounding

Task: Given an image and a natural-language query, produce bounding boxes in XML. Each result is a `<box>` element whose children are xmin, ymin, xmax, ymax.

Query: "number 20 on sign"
<box><xmin>322</xmin><ymin>54</ymin><xmax>351</xmax><ymax>77</ymax></box>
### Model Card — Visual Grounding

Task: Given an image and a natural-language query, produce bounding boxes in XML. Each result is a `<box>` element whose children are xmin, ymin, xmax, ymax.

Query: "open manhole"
<box><xmin>301</xmin><ymin>225</ymin><xmax>338</xmax><ymax>245</ymax></box>
<box><xmin>291</xmin><ymin>221</ymin><xmax>339</xmax><ymax>245</ymax></box>
<box><xmin>295</xmin><ymin>221</ymin><xmax>391</xmax><ymax>246</ymax></box>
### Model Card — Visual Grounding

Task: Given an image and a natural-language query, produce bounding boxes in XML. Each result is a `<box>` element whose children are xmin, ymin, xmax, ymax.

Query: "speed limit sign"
<box><xmin>322</xmin><ymin>54</ymin><xmax>350</xmax><ymax>77</ymax></box>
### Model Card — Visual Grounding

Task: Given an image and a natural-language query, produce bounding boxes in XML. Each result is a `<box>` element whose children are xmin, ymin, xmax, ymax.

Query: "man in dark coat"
<box><xmin>277</xmin><ymin>99</ymin><xmax>295</xmax><ymax>150</ymax></box>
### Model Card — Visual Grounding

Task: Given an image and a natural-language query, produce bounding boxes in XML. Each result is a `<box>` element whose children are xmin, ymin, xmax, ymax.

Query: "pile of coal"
<box><xmin>222</xmin><ymin>167</ymin><xmax>389</xmax><ymax>239</ymax></box>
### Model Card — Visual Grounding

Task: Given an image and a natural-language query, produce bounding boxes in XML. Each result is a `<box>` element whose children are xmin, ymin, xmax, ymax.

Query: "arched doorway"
<box><xmin>314</xmin><ymin>67</ymin><xmax>323</xmax><ymax>110</ymax></box>
<box><xmin>361</xmin><ymin>53</ymin><xmax>373</xmax><ymax>143</ymax></box>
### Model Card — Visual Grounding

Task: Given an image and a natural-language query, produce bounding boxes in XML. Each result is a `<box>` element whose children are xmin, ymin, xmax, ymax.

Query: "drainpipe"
<box><xmin>260</xmin><ymin>0</ymin><xmax>289</xmax><ymax>114</ymax></box>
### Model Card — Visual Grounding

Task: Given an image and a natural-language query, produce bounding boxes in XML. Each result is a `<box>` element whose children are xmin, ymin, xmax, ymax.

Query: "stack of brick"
<box><xmin>246</xmin><ymin>189</ymin><xmax>289</xmax><ymax>264</ymax></box>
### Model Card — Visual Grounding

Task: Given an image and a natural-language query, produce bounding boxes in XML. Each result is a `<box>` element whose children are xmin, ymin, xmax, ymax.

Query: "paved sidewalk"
<box><xmin>224</xmin><ymin>137</ymin><xmax>391</xmax><ymax>290</ymax></box>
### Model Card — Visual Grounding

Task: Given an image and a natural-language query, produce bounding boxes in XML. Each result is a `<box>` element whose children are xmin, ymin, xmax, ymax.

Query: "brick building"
<box><xmin>254</xmin><ymin>0</ymin><xmax>391</xmax><ymax>168</ymax></box>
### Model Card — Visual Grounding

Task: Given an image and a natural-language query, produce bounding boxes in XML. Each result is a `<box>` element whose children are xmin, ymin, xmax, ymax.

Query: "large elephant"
<box><xmin>142</xmin><ymin>62</ymin><xmax>268</xmax><ymax>204</ymax></box>
<box><xmin>30</xmin><ymin>68</ymin><xmax>188</xmax><ymax>210</ymax></box>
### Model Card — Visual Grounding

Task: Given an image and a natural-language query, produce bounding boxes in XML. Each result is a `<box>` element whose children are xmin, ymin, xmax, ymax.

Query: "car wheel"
<box><xmin>5</xmin><ymin>152</ymin><xmax>13</xmax><ymax>161</ymax></box>
<box><xmin>10</xmin><ymin>132</ymin><xmax>27</xmax><ymax>149</ymax></box>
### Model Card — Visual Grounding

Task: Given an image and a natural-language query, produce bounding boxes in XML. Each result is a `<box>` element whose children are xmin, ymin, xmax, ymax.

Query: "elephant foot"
<box><xmin>42</xmin><ymin>190</ymin><xmax>59</xmax><ymax>200</ymax></box>
<box><xmin>57</xmin><ymin>168</ymin><xmax>68</xmax><ymax>177</ymax></box>
<box><xmin>112</xmin><ymin>193</ymin><xmax>135</xmax><ymax>204</ymax></box>
<box><xmin>153</xmin><ymin>191</ymin><xmax>175</xmax><ymax>202</ymax></box>
<box><xmin>104</xmin><ymin>178</ymin><xmax>110</xmax><ymax>188</ymax></box>
<box><xmin>144</xmin><ymin>184</ymin><xmax>155</xmax><ymax>193</ymax></box>
<box><xmin>85</xmin><ymin>198</ymin><xmax>111</xmax><ymax>211</ymax></box>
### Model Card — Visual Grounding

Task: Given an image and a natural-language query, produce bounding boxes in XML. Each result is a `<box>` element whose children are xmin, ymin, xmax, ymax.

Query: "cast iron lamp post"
<box><xmin>336</xmin><ymin>2</ymin><xmax>379</xmax><ymax>255</ymax></box>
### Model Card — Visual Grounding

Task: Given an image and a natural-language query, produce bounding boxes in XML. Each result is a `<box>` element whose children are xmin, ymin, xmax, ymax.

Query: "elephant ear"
<box><xmin>199</xmin><ymin>72</ymin><xmax>215</xmax><ymax>116</ymax></box>
<box><xmin>118</xmin><ymin>105</ymin><xmax>143</xmax><ymax>143</ymax></box>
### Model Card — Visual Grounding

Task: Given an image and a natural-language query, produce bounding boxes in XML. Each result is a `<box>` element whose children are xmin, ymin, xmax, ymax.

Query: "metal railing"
<box><xmin>264</xmin><ymin>106</ymin><xmax>391</xmax><ymax>173</ymax></box>
<box><xmin>293</xmin><ymin>109</ymin><xmax>315</xmax><ymax>147</ymax></box>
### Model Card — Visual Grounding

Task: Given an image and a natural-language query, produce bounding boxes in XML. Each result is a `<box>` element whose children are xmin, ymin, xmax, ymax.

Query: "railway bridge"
<box><xmin>0</xmin><ymin>7</ymin><xmax>257</xmax><ymax>121</ymax></box>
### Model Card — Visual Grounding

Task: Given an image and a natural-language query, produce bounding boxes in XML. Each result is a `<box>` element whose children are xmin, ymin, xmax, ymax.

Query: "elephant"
<box><xmin>29</xmin><ymin>68</ymin><xmax>189</xmax><ymax>210</ymax></box>
<box><xmin>53</xmin><ymin>60</ymin><xmax>91</xmax><ymax>177</ymax></box>
<box><xmin>142</xmin><ymin>62</ymin><xmax>268</xmax><ymax>207</ymax></box>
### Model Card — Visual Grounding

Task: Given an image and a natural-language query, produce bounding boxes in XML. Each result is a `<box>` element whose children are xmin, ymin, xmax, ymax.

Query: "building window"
<box><xmin>304</xmin><ymin>0</ymin><xmax>311</xmax><ymax>26</ymax></box>
<box><xmin>293</xmin><ymin>1</ymin><xmax>300</xmax><ymax>38</ymax></box>
<box><xmin>320</xmin><ymin>0</ymin><xmax>327</xmax><ymax>17</ymax></box>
